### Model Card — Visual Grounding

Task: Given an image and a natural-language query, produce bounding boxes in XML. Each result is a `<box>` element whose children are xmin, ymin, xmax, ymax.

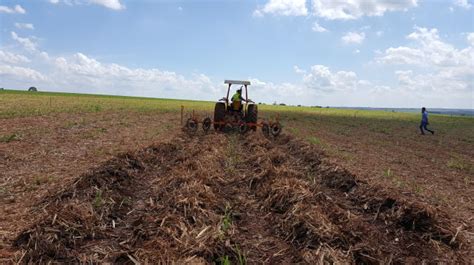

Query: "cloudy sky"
<box><xmin>0</xmin><ymin>0</ymin><xmax>473</xmax><ymax>108</ymax></box>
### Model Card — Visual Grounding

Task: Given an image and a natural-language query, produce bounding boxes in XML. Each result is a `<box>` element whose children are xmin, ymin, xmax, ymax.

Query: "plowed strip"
<box><xmin>11</xmin><ymin>132</ymin><xmax>468</xmax><ymax>263</ymax></box>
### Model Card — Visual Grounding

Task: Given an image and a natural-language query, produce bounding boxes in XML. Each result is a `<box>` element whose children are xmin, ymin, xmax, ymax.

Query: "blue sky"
<box><xmin>0</xmin><ymin>0</ymin><xmax>473</xmax><ymax>108</ymax></box>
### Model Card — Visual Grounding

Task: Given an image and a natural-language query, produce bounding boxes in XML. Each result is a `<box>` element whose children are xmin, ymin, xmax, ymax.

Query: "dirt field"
<box><xmin>2</xmin><ymin>132</ymin><xmax>470</xmax><ymax>263</ymax></box>
<box><xmin>0</xmin><ymin>90</ymin><xmax>473</xmax><ymax>263</ymax></box>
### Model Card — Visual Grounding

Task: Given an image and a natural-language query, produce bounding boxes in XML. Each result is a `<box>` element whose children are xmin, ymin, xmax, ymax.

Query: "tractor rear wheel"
<box><xmin>214</xmin><ymin>102</ymin><xmax>226</xmax><ymax>130</ymax></box>
<box><xmin>247</xmin><ymin>104</ymin><xmax>258</xmax><ymax>131</ymax></box>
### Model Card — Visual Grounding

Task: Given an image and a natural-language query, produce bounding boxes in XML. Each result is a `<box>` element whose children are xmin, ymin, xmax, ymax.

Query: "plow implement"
<box><xmin>181</xmin><ymin>79</ymin><xmax>282</xmax><ymax>137</ymax></box>
<box><xmin>181</xmin><ymin>107</ymin><xmax>282</xmax><ymax>137</ymax></box>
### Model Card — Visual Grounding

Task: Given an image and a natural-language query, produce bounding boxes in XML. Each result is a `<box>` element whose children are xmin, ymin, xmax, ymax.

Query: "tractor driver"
<box><xmin>231</xmin><ymin>87</ymin><xmax>246</xmax><ymax>113</ymax></box>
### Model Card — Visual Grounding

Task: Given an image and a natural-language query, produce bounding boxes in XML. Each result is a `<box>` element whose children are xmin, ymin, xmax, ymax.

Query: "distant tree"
<box><xmin>273</xmin><ymin>101</ymin><xmax>277</xmax><ymax>105</ymax></box>
<box><xmin>0</xmin><ymin>88</ymin><xmax>4</xmax><ymax>91</ymax></box>
<box><xmin>28</xmin><ymin>87</ymin><xmax>37</xmax><ymax>92</ymax></box>
<box><xmin>297</xmin><ymin>104</ymin><xmax>301</xmax><ymax>107</ymax></box>
<box><xmin>279</xmin><ymin>103</ymin><xmax>286</xmax><ymax>106</ymax></box>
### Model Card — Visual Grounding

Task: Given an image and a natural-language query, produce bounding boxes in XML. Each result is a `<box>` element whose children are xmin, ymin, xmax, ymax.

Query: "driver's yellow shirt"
<box><xmin>232</xmin><ymin>93</ymin><xmax>241</xmax><ymax>102</ymax></box>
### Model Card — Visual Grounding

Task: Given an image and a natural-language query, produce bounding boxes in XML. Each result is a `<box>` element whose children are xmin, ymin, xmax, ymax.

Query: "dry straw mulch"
<box><xmin>12</xmin><ymin>132</ymin><xmax>470</xmax><ymax>263</ymax></box>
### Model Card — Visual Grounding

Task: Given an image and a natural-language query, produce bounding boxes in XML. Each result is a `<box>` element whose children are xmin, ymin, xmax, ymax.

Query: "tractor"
<box><xmin>183</xmin><ymin>80</ymin><xmax>282</xmax><ymax>136</ymax></box>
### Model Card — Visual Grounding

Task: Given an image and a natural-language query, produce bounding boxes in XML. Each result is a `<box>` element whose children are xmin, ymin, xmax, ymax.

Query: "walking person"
<box><xmin>419</xmin><ymin>107</ymin><xmax>434</xmax><ymax>135</ymax></box>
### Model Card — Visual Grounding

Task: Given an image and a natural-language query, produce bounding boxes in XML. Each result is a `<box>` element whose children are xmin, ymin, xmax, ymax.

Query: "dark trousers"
<box><xmin>420</xmin><ymin>122</ymin><xmax>434</xmax><ymax>134</ymax></box>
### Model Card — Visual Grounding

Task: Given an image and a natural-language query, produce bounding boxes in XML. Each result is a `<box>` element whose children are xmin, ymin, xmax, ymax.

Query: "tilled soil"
<box><xmin>10</xmin><ymin>132</ymin><xmax>469</xmax><ymax>263</ymax></box>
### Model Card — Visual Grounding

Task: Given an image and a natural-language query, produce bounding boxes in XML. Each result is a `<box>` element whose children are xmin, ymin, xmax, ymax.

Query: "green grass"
<box><xmin>221</xmin><ymin>205</ymin><xmax>233</xmax><ymax>233</ymax></box>
<box><xmin>447</xmin><ymin>157</ymin><xmax>473</xmax><ymax>173</ymax></box>
<box><xmin>0</xmin><ymin>89</ymin><xmax>213</xmax><ymax>118</ymax></box>
<box><xmin>93</xmin><ymin>189</ymin><xmax>103</xmax><ymax>208</ymax></box>
<box><xmin>233</xmin><ymin>244</ymin><xmax>246</xmax><ymax>265</ymax></box>
<box><xmin>307</xmin><ymin>136</ymin><xmax>322</xmax><ymax>145</ymax></box>
<box><xmin>2</xmin><ymin>89</ymin><xmax>473</xmax><ymax>126</ymax></box>
<box><xmin>0</xmin><ymin>133</ymin><xmax>20</xmax><ymax>143</ymax></box>
<box><xmin>383</xmin><ymin>168</ymin><xmax>393</xmax><ymax>178</ymax></box>
<box><xmin>219</xmin><ymin>255</ymin><xmax>231</xmax><ymax>265</ymax></box>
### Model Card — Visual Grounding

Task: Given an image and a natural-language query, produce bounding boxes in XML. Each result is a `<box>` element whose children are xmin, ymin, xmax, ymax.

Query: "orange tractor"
<box><xmin>183</xmin><ymin>80</ymin><xmax>282</xmax><ymax>136</ymax></box>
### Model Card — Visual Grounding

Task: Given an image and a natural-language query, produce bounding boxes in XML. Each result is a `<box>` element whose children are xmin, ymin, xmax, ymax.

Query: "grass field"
<box><xmin>1</xmin><ymin>89</ymin><xmax>473</xmax><ymax>262</ymax></box>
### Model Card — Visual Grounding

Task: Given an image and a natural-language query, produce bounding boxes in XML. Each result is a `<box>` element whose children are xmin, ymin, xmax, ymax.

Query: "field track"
<box><xmin>10</xmin><ymin>132</ymin><xmax>468</xmax><ymax>263</ymax></box>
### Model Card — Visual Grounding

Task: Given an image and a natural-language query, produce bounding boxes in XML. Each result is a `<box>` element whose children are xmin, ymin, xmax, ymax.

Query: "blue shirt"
<box><xmin>422</xmin><ymin>112</ymin><xmax>428</xmax><ymax>123</ymax></box>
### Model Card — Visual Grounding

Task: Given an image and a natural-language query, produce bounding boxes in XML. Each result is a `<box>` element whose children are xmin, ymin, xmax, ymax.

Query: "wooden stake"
<box><xmin>181</xmin><ymin>105</ymin><xmax>184</xmax><ymax>126</ymax></box>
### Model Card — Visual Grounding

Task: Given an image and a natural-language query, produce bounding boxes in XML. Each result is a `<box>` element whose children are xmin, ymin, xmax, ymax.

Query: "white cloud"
<box><xmin>253</xmin><ymin>10</ymin><xmax>264</xmax><ymax>17</ymax></box>
<box><xmin>395</xmin><ymin>69</ymin><xmax>470</xmax><ymax>92</ymax></box>
<box><xmin>377</xmin><ymin>46</ymin><xmax>423</xmax><ymax>65</ymax></box>
<box><xmin>254</xmin><ymin>0</ymin><xmax>308</xmax><ymax>17</ymax></box>
<box><xmin>2</xmin><ymin>30</ymin><xmax>220</xmax><ymax>100</ymax></box>
<box><xmin>11</xmin><ymin>32</ymin><xmax>38</xmax><ymax>52</ymax></box>
<box><xmin>0</xmin><ymin>51</ymin><xmax>218</xmax><ymax>99</ymax></box>
<box><xmin>90</xmin><ymin>0</ymin><xmax>124</xmax><ymax>10</ymax></box>
<box><xmin>312</xmin><ymin>21</ymin><xmax>328</xmax><ymax>32</ymax></box>
<box><xmin>379</xmin><ymin>27</ymin><xmax>473</xmax><ymax>69</ymax></box>
<box><xmin>378</xmin><ymin>27</ymin><xmax>474</xmax><ymax>94</ymax></box>
<box><xmin>300</xmin><ymin>65</ymin><xmax>361</xmax><ymax>92</ymax></box>
<box><xmin>311</xmin><ymin>0</ymin><xmax>418</xmax><ymax>20</ymax></box>
<box><xmin>249</xmin><ymin>78</ymin><xmax>305</xmax><ymax>103</ymax></box>
<box><xmin>0</xmin><ymin>50</ymin><xmax>31</xmax><ymax>64</ymax></box>
<box><xmin>467</xmin><ymin>32</ymin><xmax>474</xmax><ymax>46</ymax></box>
<box><xmin>15</xmin><ymin>23</ymin><xmax>35</xmax><ymax>30</ymax></box>
<box><xmin>341</xmin><ymin>32</ymin><xmax>365</xmax><ymax>44</ymax></box>
<box><xmin>43</xmin><ymin>53</ymin><xmax>218</xmax><ymax>99</ymax></box>
<box><xmin>49</xmin><ymin>0</ymin><xmax>125</xmax><ymax>10</ymax></box>
<box><xmin>0</xmin><ymin>4</ymin><xmax>26</xmax><ymax>14</ymax></box>
<box><xmin>453</xmin><ymin>0</ymin><xmax>472</xmax><ymax>9</ymax></box>
<box><xmin>376</xmin><ymin>31</ymin><xmax>384</xmax><ymax>37</ymax></box>
<box><xmin>289</xmin><ymin>62</ymin><xmax>472</xmax><ymax>107</ymax></box>
<box><xmin>0</xmin><ymin>65</ymin><xmax>47</xmax><ymax>82</ymax></box>
<box><xmin>15</xmin><ymin>5</ymin><xmax>26</xmax><ymax>14</ymax></box>
<box><xmin>293</xmin><ymin>65</ymin><xmax>306</xmax><ymax>74</ymax></box>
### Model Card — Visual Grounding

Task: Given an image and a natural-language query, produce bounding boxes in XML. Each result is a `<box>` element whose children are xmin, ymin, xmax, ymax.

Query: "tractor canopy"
<box><xmin>224</xmin><ymin>80</ymin><xmax>252</xmax><ymax>104</ymax></box>
<box><xmin>224</xmin><ymin>80</ymin><xmax>251</xmax><ymax>86</ymax></box>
